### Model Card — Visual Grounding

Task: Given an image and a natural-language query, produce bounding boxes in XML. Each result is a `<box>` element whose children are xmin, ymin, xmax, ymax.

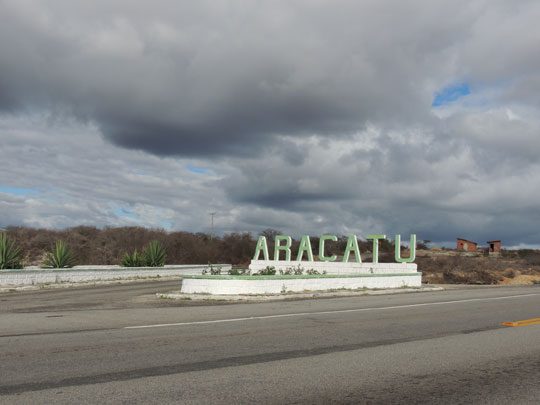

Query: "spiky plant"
<box><xmin>121</xmin><ymin>249</ymin><xmax>144</xmax><ymax>267</ymax></box>
<box><xmin>143</xmin><ymin>240</ymin><xmax>166</xmax><ymax>267</ymax></box>
<box><xmin>42</xmin><ymin>240</ymin><xmax>76</xmax><ymax>268</ymax></box>
<box><xmin>0</xmin><ymin>233</ymin><xmax>23</xmax><ymax>269</ymax></box>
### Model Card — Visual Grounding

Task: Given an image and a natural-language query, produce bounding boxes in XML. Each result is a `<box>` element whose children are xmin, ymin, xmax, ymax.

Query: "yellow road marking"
<box><xmin>501</xmin><ymin>318</ymin><xmax>540</xmax><ymax>327</ymax></box>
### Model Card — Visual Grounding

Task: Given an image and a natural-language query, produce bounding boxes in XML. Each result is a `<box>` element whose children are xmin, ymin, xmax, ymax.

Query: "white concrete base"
<box><xmin>249</xmin><ymin>260</ymin><xmax>417</xmax><ymax>274</ymax></box>
<box><xmin>0</xmin><ymin>264</ymin><xmax>231</xmax><ymax>286</ymax></box>
<box><xmin>161</xmin><ymin>285</ymin><xmax>443</xmax><ymax>301</ymax></box>
<box><xmin>180</xmin><ymin>273</ymin><xmax>422</xmax><ymax>295</ymax></box>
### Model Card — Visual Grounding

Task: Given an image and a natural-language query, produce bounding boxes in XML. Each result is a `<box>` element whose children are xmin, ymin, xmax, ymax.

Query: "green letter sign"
<box><xmin>253</xmin><ymin>236</ymin><xmax>269</xmax><ymax>261</ymax></box>
<box><xmin>366</xmin><ymin>234</ymin><xmax>386</xmax><ymax>264</ymax></box>
<box><xmin>274</xmin><ymin>235</ymin><xmax>292</xmax><ymax>261</ymax></box>
<box><xmin>252</xmin><ymin>233</ymin><xmax>417</xmax><ymax>264</ymax></box>
<box><xmin>296</xmin><ymin>235</ymin><xmax>314</xmax><ymax>261</ymax></box>
<box><xmin>395</xmin><ymin>234</ymin><xmax>416</xmax><ymax>263</ymax></box>
<box><xmin>343</xmin><ymin>235</ymin><xmax>362</xmax><ymax>263</ymax></box>
<box><xmin>319</xmin><ymin>235</ymin><xmax>337</xmax><ymax>262</ymax></box>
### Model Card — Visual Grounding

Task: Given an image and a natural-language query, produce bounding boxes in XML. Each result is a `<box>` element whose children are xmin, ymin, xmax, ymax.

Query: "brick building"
<box><xmin>487</xmin><ymin>240</ymin><xmax>501</xmax><ymax>256</ymax></box>
<box><xmin>457</xmin><ymin>238</ymin><xmax>478</xmax><ymax>252</ymax></box>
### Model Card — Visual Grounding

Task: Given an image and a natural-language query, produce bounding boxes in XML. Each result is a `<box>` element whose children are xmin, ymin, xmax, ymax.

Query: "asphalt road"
<box><xmin>1</xmin><ymin>281</ymin><xmax>540</xmax><ymax>404</ymax></box>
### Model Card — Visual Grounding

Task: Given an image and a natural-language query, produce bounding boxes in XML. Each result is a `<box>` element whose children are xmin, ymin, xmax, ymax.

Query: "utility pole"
<box><xmin>209</xmin><ymin>212</ymin><xmax>216</xmax><ymax>240</ymax></box>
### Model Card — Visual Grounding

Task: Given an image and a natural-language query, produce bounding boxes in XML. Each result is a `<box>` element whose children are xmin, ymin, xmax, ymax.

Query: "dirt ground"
<box><xmin>416</xmin><ymin>249</ymin><xmax>540</xmax><ymax>285</ymax></box>
<box><xmin>498</xmin><ymin>274</ymin><xmax>540</xmax><ymax>285</ymax></box>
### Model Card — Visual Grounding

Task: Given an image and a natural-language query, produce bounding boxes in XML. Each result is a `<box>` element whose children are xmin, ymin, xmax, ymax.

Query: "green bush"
<box><xmin>279</xmin><ymin>264</ymin><xmax>304</xmax><ymax>275</ymax></box>
<box><xmin>202</xmin><ymin>263</ymin><xmax>222</xmax><ymax>275</ymax></box>
<box><xmin>0</xmin><ymin>233</ymin><xmax>23</xmax><ymax>269</ymax></box>
<box><xmin>255</xmin><ymin>266</ymin><xmax>276</xmax><ymax>275</ymax></box>
<box><xmin>306</xmin><ymin>269</ymin><xmax>327</xmax><ymax>275</ymax></box>
<box><xmin>121</xmin><ymin>249</ymin><xmax>144</xmax><ymax>267</ymax></box>
<box><xmin>143</xmin><ymin>240</ymin><xmax>166</xmax><ymax>267</ymax></box>
<box><xmin>42</xmin><ymin>240</ymin><xmax>76</xmax><ymax>268</ymax></box>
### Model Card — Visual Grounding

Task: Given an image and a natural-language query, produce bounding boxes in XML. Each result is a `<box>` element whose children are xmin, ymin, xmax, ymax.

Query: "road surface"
<box><xmin>1</xmin><ymin>281</ymin><xmax>540</xmax><ymax>404</ymax></box>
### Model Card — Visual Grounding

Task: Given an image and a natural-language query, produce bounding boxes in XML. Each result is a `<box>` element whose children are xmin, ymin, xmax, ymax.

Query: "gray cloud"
<box><xmin>2</xmin><ymin>1</ymin><xmax>540</xmax><ymax>247</ymax></box>
<box><xmin>0</xmin><ymin>0</ymin><xmax>477</xmax><ymax>156</ymax></box>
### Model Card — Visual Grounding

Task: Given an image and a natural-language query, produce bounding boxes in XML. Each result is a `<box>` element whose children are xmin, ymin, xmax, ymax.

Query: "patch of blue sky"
<box><xmin>114</xmin><ymin>207</ymin><xmax>139</xmax><ymax>220</ymax></box>
<box><xmin>187</xmin><ymin>165</ymin><xmax>212</xmax><ymax>175</ymax></box>
<box><xmin>432</xmin><ymin>82</ymin><xmax>471</xmax><ymax>107</ymax></box>
<box><xmin>0</xmin><ymin>187</ymin><xmax>39</xmax><ymax>196</ymax></box>
<box><xmin>160</xmin><ymin>220</ymin><xmax>172</xmax><ymax>230</ymax></box>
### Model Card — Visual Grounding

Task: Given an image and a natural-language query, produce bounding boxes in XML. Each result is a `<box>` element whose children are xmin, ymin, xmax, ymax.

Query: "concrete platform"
<box><xmin>160</xmin><ymin>285</ymin><xmax>443</xmax><ymax>301</ymax></box>
<box><xmin>0</xmin><ymin>264</ymin><xmax>231</xmax><ymax>287</ymax></box>
<box><xmin>180</xmin><ymin>273</ymin><xmax>422</xmax><ymax>295</ymax></box>
<box><xmin>249</xmin><ymin>260</ymin><xmax>418</xmax><ymax>274</ymax></box>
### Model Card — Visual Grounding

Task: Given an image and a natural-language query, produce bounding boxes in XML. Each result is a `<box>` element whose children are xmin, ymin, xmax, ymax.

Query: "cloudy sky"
<box><xmin>1</xmin><ymin>0</ymin><xmax>540</xmax><ymax>247</ymax></box>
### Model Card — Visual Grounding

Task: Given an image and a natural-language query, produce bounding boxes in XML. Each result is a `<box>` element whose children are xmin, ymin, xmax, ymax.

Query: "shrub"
<box><xmin>228</xmin><ymin>267</ymin><xmax>248</xmax><ymax>275</ymax></box>
<box><xmin>143</xmin><ymin>240</ymin><xmax>166</xmax><ymax>267</ymax></box>
<box><xmin>2</xmin><ymin>226</ymin><xmax>258</xmax><ymax>266</ymax></box>
<box><xmin>503</xmin><ymin>269</ymin><xmax>516</xmax><ymax>279</ymax></box>
<box><xmin>255</xmin><ymin>266</ymin><xmax>276</xmax><ymax>275</ymax></box>
<box><xmin>279</xmin><ymin>264</ymin><xmax>304</xmax><ymax>275</ymax></box>
<box><xmin>0</xmin><ymin>233</ymin><xmax>23</xmax><ymax>269</ymax></box>
<box><xmin>121</xmin><ymin>249</ymin><xmax>144</xmax><ymax>267</ymax></box>
<box><xmin>42</xmin><ymin>240</ymin><xmax>76</xmax><ymax>268</ymax></box>
<box><xmin>202</xmin><ymin>263</ymin><xmax>222</xmax><ymax>275</ymax></box>
<box><xmin>522</xmin><ymin>253</ymin><xmax>540</xmax><ymax>266</ymax></box>
<box><xmin>306</xmin><ymin>269</ymin><xmax>326</xmax><ymax>275</ymax></box>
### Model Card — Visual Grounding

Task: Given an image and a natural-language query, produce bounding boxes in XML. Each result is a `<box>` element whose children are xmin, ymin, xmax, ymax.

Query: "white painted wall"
<box><xmin>0</xmin><ymin>264</ymin><xmax>232</xmax><ymax>286</ymax></box>
<box><xmin>181</xmin><ymin>274</ymin><xmax>422</xmax><ymax>295</ymax></box>
<box><xmin>249</xmin><ymin>260</ymin><xmax>417</xmax><ymax>274</ymax></box>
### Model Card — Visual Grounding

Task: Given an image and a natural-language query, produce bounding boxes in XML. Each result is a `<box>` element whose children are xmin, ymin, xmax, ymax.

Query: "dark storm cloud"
<box><xmin>0</xmin><ymin>0</ymin><xmax>466</xmax><ymax>157</ymax></box>
<box><xmin>99</xmin><ymin>92</ymin><xmax>344</xmax><ymax>157</ymax></box>
<box><xmin>3</xmin><ymin>1</ymin><xmax>540</xmax><ymax>246</ymax></box>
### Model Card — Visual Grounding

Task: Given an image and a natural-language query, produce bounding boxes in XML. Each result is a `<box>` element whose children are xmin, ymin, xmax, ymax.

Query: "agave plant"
<box><xmin>42</xmin><ymin>240</ymin><xmax>76</xmax><ymax>268</ymax></box>
<box><xmin>0</xmin><ymin>233</ymin><xmax>23</xmax><ymax>269</ymax></box>
<box><xmin>121</xmin><ymin>249</ymin><xmax>144</xmax><ymax>267</ymax></box>
<box><xmin>143</xmin><ymin>240</ymin><xmax>166</xmax><ymax>267</ymax></box>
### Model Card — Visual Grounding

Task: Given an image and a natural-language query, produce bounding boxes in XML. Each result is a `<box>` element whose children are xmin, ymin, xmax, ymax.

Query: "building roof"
<box><xmin>457</xmin><ymin>238</ymin><xmax>477</xmax><ymax>244</ymax></box>
<box><xmin>487</xmin><ymin>240</ymin><xmax>501</xmax><ymax>243</ymax></box>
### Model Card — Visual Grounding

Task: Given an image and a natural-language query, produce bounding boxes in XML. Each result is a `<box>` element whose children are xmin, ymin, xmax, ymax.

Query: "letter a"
<box><xmin>343</xmin><ymin>235</ymin><xmax>362</xmax><ymax>263</ymax></box>
<box><xmin>296</xmin><ymin>235</ymin><xmax>314</xmax><ymax>262</ymax></box>
<box><xmin>253</xmin><ymin>236</ymin><xmax>269</xmax><ymax>261</ymax></box>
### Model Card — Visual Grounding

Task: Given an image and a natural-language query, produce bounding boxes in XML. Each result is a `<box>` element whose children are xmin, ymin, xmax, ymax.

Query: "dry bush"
<box><xmin>416</xmin><ymin>255</ymin><xmax>534</xmax><ymax>285</ymax></box>
<box><xmin>5</xmin><ymin>226</ymin><xmax>258</xmax><ymax>266</ymax></box>
<box><xmin>502</xmin><ymin>268</ymin><xmax>517</xmax><ymax>279</ymax></box>
<box><xmin>378</xmin><ymin>252</ymin><xmax>395</xmax><ymax>263</ymax></box>
<box><xmin>219</xmin><ymin>232</ymin><xmax>256</xmax><ymax>264</ymax></box>
<box><xmin>517</xmin><ymin>250</ymin><xmax>540</xmax><ymax>266</ymax></box>
<box><xmin>6</xmin><ymin>227</ymin><xmax>395</xmax><ymax>267</ymax></box>
<box><xmin>9</xmin><ymin>227</ymin><xmax>539</xmax><ymax>284</ymax></box>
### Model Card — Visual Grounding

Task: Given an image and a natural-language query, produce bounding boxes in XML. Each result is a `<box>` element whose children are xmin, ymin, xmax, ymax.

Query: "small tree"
<box><xmin>415</xmin><ymin>239</ymin><xmax>431</xmax><ymax>250</ymax></box>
